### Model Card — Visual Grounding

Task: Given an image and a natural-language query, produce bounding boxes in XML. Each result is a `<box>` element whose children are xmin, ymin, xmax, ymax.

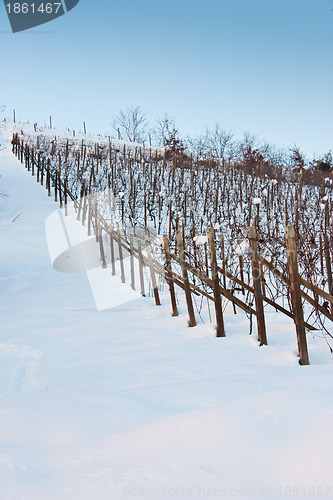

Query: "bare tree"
<box><xmin>186</xmin><ymin>133</ymin><xmax>210</xmax><ymax>158</ymax></box>
<box><xmin>206</xmin><ymin>123</ymin><xmax>234</xmax><ymax>159</ymax></box>
<box><xmin>261</xmin><ymin>141</ymin><xmax>290</xmax><ymax>169</ymax></box>
<box><xmin>152</xmin><ymin>115</ymin><xmax>178</xmax><ymax>147</ymax></box>
<box><xmin>112</xmin><ymin>106</ymin><xmax>148</xmax><ymax>143</ymax></box>
<box><xmin>187</xmin><ymin>123</ymin><xmax>235</xmax><ymax>160</ymax></box>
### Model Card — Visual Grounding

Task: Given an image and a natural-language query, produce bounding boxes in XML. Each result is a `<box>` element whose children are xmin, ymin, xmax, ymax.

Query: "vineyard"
<box><xmin>11</xmin><ymin>126</ymin><xmax>333</xmax><ymax>363</ymax></box>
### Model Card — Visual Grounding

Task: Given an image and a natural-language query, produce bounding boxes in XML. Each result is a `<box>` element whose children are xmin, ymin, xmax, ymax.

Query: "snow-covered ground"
<box><xmin>0</xmin><ymin>125</ymin><xmax>333</xmax><ymax>500</ymax></box>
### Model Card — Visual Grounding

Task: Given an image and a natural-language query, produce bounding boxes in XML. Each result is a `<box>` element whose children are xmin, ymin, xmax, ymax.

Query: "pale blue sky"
<box><xmin>1</xmin><ymin>0</ymin><xmax>332</xmax><ymax>157</ymax></box>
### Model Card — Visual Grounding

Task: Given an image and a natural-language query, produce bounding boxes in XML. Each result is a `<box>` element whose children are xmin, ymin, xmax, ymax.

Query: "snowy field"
<box><xmin>0</xmin><ymin>125</ymin><xmax>333</xmax><ymax>500</ymax></box>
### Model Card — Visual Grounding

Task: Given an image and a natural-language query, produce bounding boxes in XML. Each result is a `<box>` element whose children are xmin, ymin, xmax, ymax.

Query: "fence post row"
<box><xmin>11</xmin><ymin>132</ymin><xmax>332</xmax><ymax>360</ymax></box>
<box><xmin>285</xmin><ymin>226</ymin><xmax>310</xmax><ymax>365</ymax></box>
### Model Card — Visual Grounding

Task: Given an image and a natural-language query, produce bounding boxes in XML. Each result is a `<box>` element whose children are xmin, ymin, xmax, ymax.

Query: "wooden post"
<box><xmin>25</xmin><ymin>144</ymin><xmax>29</xmax><ymax>170</ymax></box>
<box><xmin>146</xmin><ymin>240</ymin><xmax>161</xmax><ymax>305</ymax></box>
<box><xmin>36</xmin><ymin>152</ymin><xmax>40</xmax><ymax>182</ymax></box>
<box><xmin>130</xmin><ymin>233</ymin><xmax>135</xmax><ymax>290</ymax></box>
<box><xmin>117</xmin><ymin>229</ymin><xmax>126</xmax><ymax>283</ymax></box>
<box><xmin>163</xmin><ymin>235</ymin><xmax>178</xmax><ymax>317</ymax></box>
<box><xmin>168</xmin><ymin>199</ymin><xmax>172</xmax><ymax>238</ymax></box>
<box><xmin>109</xmin><ymin>224</ymin><xmax>116</xmax><ymax>276</ymax></box>
<box><xmin>58</xmin><ymin>170</ymin><xmax>63</xmax><ymax>208</ymax></box>
<box><xmin>176</xmin><ymin>229</ymin><xmax>196</xmax><ymax>327</ymax></box>
<box><xmin>248</xmin><ymin>226</ymin><xmax>267</xmax><ymax>346</ymax></box>
<box><xmin>64</xmin><ymin>178</ymin><xmax>68</xmax><ymax>216</ymax></box>
<box><xmin>41</xmin><ymin>158</ymin><xmax>44</xmax><ymax>186</ymax></box>
<box><xmin>31</xmin><ymin>149</ymin><xmax>35</xmax><ymax>176</ymax></box>
<box><xmin>77</xmin><ymin>180</ymin><xmax>85</xmax><ymax>221</ymax></box>
<box><xmin>98</xmin><ymin>222</ymin><xmax>107</xmax><ymax>269</ymax></box>
<box><xmin>54</xmin><ymin>169</ymin><xmax>58</xmax><ymax>203</ymax></box>
<box><xmin>94</xmin><ymin>197</ymin><xmax>98</xmax><ymax>242</ymax></box>
<box><xmin>46</xmin><ymin>161</ymin><xmax>51</xmax><ymax>196</ymax></box>
<box><xmin>207</xmin><ymin>228</ymin><xmax>226</xmax><ymax>337</ymax></box>
<box><xmin>221</xmin><ymin>233</ymin><xmax>227</xmax><ymax>288</ymax></box>
<box><xmin>286</xmin><ymin>226</ymin><xmax>310</xmax><ymax>365</ymax></box>
<box><xmin>239</xmin><ymin>255</ymin><xmax>245</xmax><ymax>295</ymax></box>
<box><xmin>87</xmin><ymin>194</ymin><xmax>92</xmax><ymax>236</ymax></box>
<box><xmin>324</xmin><ymin>233</ymin><xmax>333</xmax><ymax>313</ymax></box>
<box><xmin>144</xmin><ymin>193</ymin><xmax>147</xmax><ymax>229</ymax></box>
<box><xmin>138</xmin><ymin>239</ymin><xmax>146</xmax><ymax>297</ymax></box>
<box><xmin>81</xmin><ymin>189</ymin><xmax>88</xmax><ymax>225</ymax></box>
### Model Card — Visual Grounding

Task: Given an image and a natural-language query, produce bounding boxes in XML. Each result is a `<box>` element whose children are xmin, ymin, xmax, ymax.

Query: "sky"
<box><xmin>0</xmin><ymin>0</ymin><xmax>332</xmax><ymax>158</ymax></box>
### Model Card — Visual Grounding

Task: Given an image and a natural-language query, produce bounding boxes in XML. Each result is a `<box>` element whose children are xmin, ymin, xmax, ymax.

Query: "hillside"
<box><xmin>0</xmin><ymin>122</ymin><xmax>332</xmax><ymax>500</ymax></box>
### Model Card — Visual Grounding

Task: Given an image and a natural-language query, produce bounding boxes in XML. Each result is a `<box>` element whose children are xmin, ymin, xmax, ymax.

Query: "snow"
<box><xmin>252</xmin><ymin>197</ymin><xmax>261</xmax><ymax>205</ymax></box>
<box><xmin>1</xmin><ymin>125</ymin><xmax>333</xmax><ymax>499</ymax></box>
<box><xmin>235</xmin><ymin>240</ymin><xmax>250</xmax><ymax>256</ymax></box>
<box><xmin>193</xmin><ymin>235</ymin><xmax>208</xmax><ymax>246</ymax></box>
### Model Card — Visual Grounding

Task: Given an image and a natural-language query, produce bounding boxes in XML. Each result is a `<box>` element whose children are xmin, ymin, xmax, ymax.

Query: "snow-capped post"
<box><xmin>247</xmin><ymin>198</ymin><xmax>252</xmax><ymax>226</ymax></box>
<box><xmin>285</xmin><ymin>226</ymin><xmax>309</xmax><ymax>365</ymax></box>
<box><xmin>248</xmin><ymin>226</ymin><xmax>267</xmax><ymax>346</ymax></box>
<box><xmin>163</xmin><ymin>235</ymin><xmax>178</xmax><ymax>317</ymax></box>
<box><xmin>252</xmin><ymin>197</ymin><xmax>261</xmax><ymax>228</ymax></box>
<box><xmin>81</xmin><ymin>188</ymin><xmax>88</xmax><ymax>225</ymax></box>
<box><xmin>145</xmin><ymin>239</ymin><xmax>161</xmax><ymax>306</ymax></box>
<box><xmin>207</xmin><ymin>228</ymin><xmax>226</xmax><ymax>338</ymax></box>
<box><xmin>130</xmin><ymin>233</ymin><xmax>135</xmax><ymax>290</ymax></box>
<box><xmin>137</xmin><ymin>239</ymin><xmax>145</xmax><ymax>297</ymax></box>
<box><xmin>176</xmin><ymin>229</ymin><xmax>196</xmax><ymax>327</ymax></box>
